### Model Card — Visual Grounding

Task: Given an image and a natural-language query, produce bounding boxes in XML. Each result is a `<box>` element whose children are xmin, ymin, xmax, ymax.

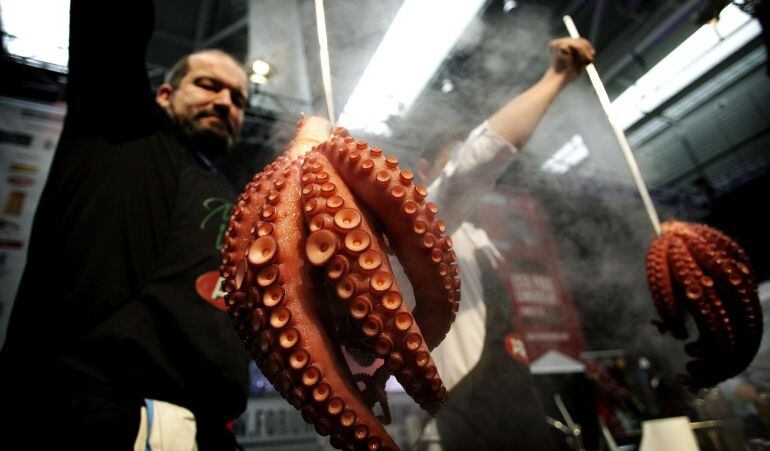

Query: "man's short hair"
<box><xmin>165</xmin><ymin>49</ymin><xmax>244</xmax><ymax>88</ymax></box>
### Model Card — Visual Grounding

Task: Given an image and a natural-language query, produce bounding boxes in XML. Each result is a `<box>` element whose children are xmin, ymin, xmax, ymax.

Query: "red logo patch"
<box><xmin>195</xmin><ymin>270</ymin><xmax>227</xmax><ymax>311</ymax></box>
<box><xmin>505</xmin><ymin>333</ymin><xmax>529</xmax><ymax>364</ymax></box>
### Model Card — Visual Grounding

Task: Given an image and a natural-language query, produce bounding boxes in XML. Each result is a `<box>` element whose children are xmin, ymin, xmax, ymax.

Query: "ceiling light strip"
<box><xmin>339</xmin><ymin>0</ymin><xmax>487</xmax><ymax>135</ymax></box>
<box><xmin>611</xmin><ymin>4</ymin><xmax>760</xmax><ymax>130</ymax></box>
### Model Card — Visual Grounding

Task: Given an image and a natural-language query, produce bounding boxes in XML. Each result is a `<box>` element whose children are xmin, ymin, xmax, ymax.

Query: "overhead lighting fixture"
<box><xmin>338</xmin><ymin>0</ymin><xmax>487</xmax><ymax>136</ymax></box>
<box><xmin>627</xmin><ymin>45</ymin><xmax>766</xmax><ymax>148</ymax></box>
<box><xmin>441</xmin><ymin>78</ymin><xmax>454</xmax><ymax>93</ymax></box>
<box><xmin>0</xmin><ymin>0</ymin><xmax>70</xmax><ymax>70</ymax></box>
<box><xmin>251</xmin><ymin>59</ymin><xmax>272</xmax><ymax>76</ymax></box>
<box><xmin>503</xmin><ymin>0</ymin><xmax>518</xmax><ymax>14</ymax></box>
<box><xmin>611</xmin><ymin>3</ymin><xmax>761</xmax><ymax>130</ymax></box>
<box><xmin>249</xmin><ymin>73</ymin><xmax>268</xmax><ymax>85</ymax></box>
<box><xmin>249</xmin><ymin>58</ymin><xmax>274</xmax><ymax>85</ymax></box>
<box><xmin>541</xmin><ymin>134</ymin><xmax>590</xmax><ymax>174</ymax></box>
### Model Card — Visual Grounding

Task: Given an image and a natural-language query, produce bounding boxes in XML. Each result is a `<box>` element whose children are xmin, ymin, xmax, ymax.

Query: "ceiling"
<box><xmin>2</xmin><ymin>0</ymin><xmax>768</xmax><ymax>205</ymax></box>
<box><xmin>153</xmin><ymin>0</ymin><xmax>769</xmax><ymax>203</ymax></box>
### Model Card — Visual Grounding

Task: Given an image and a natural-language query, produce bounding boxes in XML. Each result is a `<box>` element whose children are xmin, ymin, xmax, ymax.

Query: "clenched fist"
<box><xmin>548</xmin><ymin>37</ymin><xmax>595</xmax><ymax>82</ymax></box>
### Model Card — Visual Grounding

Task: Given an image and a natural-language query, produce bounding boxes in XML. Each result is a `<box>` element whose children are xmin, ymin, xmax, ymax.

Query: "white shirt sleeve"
<box><xmin>430</xmin><ymin>223</ymin><xmax>501</xmax><ymax>391</ymax></box>
<box><xmin>427</xmin><ymin>120</ymin><xmax>518</xmax><ymax>234</ymax></box>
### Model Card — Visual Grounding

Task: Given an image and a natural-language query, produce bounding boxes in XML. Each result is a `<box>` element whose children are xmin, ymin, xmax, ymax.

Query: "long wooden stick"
<box><xmin>314</xmin><ymin>0</ymin><xmax>335</xmax><ymax>125</ymax></box>
<box><xmin>563</xmin><ymin>15</ymin><xmax>662</xmax><ymax>236</ymax></box>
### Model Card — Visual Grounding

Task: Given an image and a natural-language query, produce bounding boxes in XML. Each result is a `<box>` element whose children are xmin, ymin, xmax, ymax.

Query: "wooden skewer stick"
<box><xmin>563</xmin><ymin>15</ymin><xmax>662</xmax><ymax>236</ymax></box>
<box><xmin>315</xmin><ymin>0</ymin><xmax>336</xmax><ymax>125</ymax></box>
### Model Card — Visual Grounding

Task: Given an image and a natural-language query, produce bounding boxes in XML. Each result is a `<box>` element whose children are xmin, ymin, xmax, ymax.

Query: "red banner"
<box><xmin>477</xmin><ymin>188</ymin><xmax>587</xmax><ymax>372</ymax></box>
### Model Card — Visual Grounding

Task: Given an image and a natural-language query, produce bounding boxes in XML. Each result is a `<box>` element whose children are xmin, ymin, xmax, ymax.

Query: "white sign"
<box><xmin>0</xmin><ymin>96</ymin><xmax>64</xmax><ymax>346</ymax></box>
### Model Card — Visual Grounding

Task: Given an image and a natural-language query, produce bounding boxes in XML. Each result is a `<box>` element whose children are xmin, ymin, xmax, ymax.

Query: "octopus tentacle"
<box><xmin>674</xmin><ymin>224</ymin><xmax>761</xmax><ymax>346</ymax></box>
<box><xmin>645</xmin><ymin>220</ymin><xmax>763</xmax><ymax>388</ymax></box>
<box><xmin>223</xmin><ymin>118</ymin><xmax>400</xmax><ymax>451</ymax></box>
<box><xmin>317</xmin><ymin>128</ymin><xmax>460</xmax><ymax>350</ymax></box>
<box><xmin>300</xmin><ymin>148</ymin><xmax>447</xmax><ymax>413</ymax></box>
<box><xmin>666</xmin><ymin>236</ymin><xmax>733</xmax><ymax>353</ymax></box>
<box><xmin>646</xmin><ymin>234</ymin><xmax>685</xmax><ymax>338</ymax></box>
<box><xmin>222</xmin><ymin>116</ymin><xmax>459</xmax><ymax>449</ymax></box>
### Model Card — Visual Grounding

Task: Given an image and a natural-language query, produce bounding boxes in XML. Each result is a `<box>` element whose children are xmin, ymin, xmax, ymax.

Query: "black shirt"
<box><xmin>0</xmin><ymin>0</ymin><xmax>250</xmax><ymax>448</ymax></box>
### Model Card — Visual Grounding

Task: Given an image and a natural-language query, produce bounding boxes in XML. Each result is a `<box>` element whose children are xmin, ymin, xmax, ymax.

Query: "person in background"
<box><xmin>0</xmin><ymin>1</ymin><xmax>252</xmax><ymax>449</ymax></box>
<box><xmin>414</xmin><ymin>36</ymin><xmax>595</xmax><ymax>450</ymax></box>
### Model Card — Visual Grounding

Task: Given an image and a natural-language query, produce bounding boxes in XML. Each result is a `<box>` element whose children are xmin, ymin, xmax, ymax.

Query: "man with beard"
<box><xmin>0</xmin><ymin>1</ymin><xmax>251</xmax><ymax>449</ymax></box>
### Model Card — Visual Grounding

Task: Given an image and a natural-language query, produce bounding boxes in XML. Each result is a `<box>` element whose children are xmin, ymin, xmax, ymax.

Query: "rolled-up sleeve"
<box><xmin>427</xmin><ymin>121</ymin><xmax>518</xmax><ymax>234</ymax></box>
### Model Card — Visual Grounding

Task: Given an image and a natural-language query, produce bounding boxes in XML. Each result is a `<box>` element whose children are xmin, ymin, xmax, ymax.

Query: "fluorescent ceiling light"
<box><xmin>541</xmin><ymin>134</ymin><xmax>589</xmax><ymax>174</ymax></box>
<box><xmin>338</xmin><ymin>0</ymin><xmax>487</xmax><ymax>136</ymax></box>
<box><xmin>251</xmin><ymin>59</ymin><xmax>272</xmax><ymax>76</ymax></box>
<box><xmin>611</xmin><ymin>4</ymin><xmax>760</xmax><ymax>130</ymax></box>
<box><xmin>627</xmin><ymin>45</ymin><xmax>765</xmax><ymax>149</ymax></box>
<box><xmin>1</xmin><ymin>0</ymin><xmax>70</xmax><ymax>69</ymax></box>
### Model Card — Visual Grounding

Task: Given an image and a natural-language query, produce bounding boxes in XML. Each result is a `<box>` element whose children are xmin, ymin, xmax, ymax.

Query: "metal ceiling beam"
<box><xmin>153</xmin><ymin>30</ymin><xmax>194</xmax><ymax>49</ymax></box>
<box><xmin>626</xmin><ymin>38</ymin><xmax>763</xmax><ymax>139</ymax></box>
<box><xmin>202</xmin><ymin>17</ymin><xmax>248</xmax><ymax>48</ymax></box>
<box><xmin>194</xmin><ymin>0</ymin><xmax>214</xmax><ymax>49</ymax></box>
<box><xmin>602</xmin><ymin>0</ymin><xmax>706</xmax><ymax>82</ymax></box>
<box><xmin>663</xmin><ymin>125</ymin><xmax>770</xmax><ymax>189</ymax></box>
<box><xmin>589</xmin><ymin>0</ymin><xmax>606</xmax><ymax>45</ymax></box>
<box><xmin>561</xmin><ymin>0</ymin><xmax>589</xmax><ymax>15</ymax></box>
<box><xmin>611</xmin><ymin>1</ymin><xmax>645</xmax><ymax>22</ymax></box>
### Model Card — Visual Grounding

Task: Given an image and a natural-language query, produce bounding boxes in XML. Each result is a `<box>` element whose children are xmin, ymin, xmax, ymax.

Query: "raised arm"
<box><xmin>65</xmin><ymin>0</ymin><xmax>156</xmax><ymax>134</ymax></box>
<box><xmin>428</xmin><ymin>37</ymin><xmax>594</xmax><ymax>233</ymax></box>
<box><xmin>488</xmin><ymin>37</ymin><xmax>594</xmax><ymax>147</ymax></box>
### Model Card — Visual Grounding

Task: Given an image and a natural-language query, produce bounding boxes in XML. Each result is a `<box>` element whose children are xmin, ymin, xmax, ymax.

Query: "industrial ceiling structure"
<box><xmin>2</xmin><ymin>0</ymin><xmax>768</xmax><ymax>205</ymax></box>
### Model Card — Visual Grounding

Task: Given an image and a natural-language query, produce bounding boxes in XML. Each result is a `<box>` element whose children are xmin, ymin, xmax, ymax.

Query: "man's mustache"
<box><xmin>195</xmin><ymin>110</ymin><xmax>234</xmax><ymax>134</ymax></box>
